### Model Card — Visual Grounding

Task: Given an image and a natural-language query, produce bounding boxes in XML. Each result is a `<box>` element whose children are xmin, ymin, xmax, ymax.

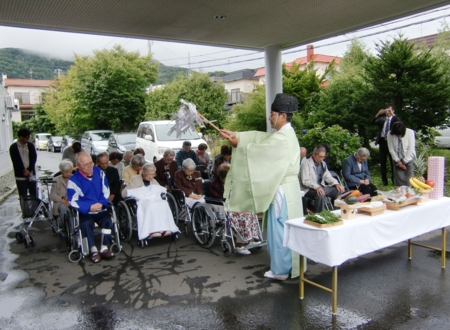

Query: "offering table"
<box><xmin>283</xmin><ymin>197</ymin><xmax>450</xmax><ymax>314</ymax></box>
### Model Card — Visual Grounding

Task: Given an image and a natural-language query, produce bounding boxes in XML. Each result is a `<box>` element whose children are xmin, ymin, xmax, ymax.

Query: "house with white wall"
<box><xmin>254</xmin><ymin>45</ymin><xmax>341</xmax><ymax>85</ymax></box>
<box><xmin>222</xmin><ymin>69</ymin><xmax>259</xmax><ymax>109</ymax></box>
<box><xmin>1</xmin><ymin>74</ymin><xmax>55</xmax><ymax>122</ymax></box>
<box><xmin>0</xmin><ymin>86</ymin><xmax>15</xmax><ymax>176</ymax></box>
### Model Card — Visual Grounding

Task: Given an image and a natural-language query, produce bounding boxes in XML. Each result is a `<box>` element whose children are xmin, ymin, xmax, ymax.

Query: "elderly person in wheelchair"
<box><xmin>123</xmin><ymin>154</ymin><xmax>145</xmax><ymax>185</ymax></box>
<box><xmin>209</xmin><ymin>163</ymin><xmax>262</xmax><ymax>255</ymax></box>
<box><xmin>121</xmin><ymin>163</ymin><xmax>179</xmax><ymax>239</ymax></box>
<box><xmin>50</xmin><ymin>159</ymin><xmax>73</xmax><ymax>227</ymax></box>
<box><xmin>174</xmin><ymin>158</ymin><xmax>205</xmax><ymax>207</ymax></box>
<box><xmin>67</xmin><ymin>152</ymin><xmax>116</xmax><ymax>263</ymax></box>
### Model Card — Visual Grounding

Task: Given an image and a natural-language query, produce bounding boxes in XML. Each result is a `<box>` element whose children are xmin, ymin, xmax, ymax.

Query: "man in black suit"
<box><xmin>97</xmin><ymin>152</ymin><xmax>122</xmax><ymax>205</ymax></box>
<box><xmin>9</xmin><ymin>128</ymin><xmax>38</xmax><ymax>197</ymax></box>
<box><xmin>370</xmin><ymin>105</ymin><xmax>400</xmax><ymax>186</ymax></box>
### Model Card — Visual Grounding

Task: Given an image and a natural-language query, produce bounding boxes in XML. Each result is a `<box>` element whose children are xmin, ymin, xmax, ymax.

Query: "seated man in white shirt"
<box><xmin>300</xmin><ymin>145</ymin><xmax>345</xmax><ymax>213</ymax></box>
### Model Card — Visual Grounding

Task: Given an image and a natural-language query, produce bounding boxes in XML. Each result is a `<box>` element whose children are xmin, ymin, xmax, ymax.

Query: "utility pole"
<box><xmin>54</xmin><ymin>69</ymin><xmax>63</xmax><ymax>79</ymax></box>
<box><xmin>148</xmin><ymin>40</ymin><xmax>152</xmax><ymax>56</ymax></box>
<box><xmin>188</xmin><ymin>52</ymin><xmax>191</xmax><ymax>76</ymax></box>
<box><xmin>29</xmin><ymin>68</ymin><xmax>33</xmax><ymax>79</ymax></box>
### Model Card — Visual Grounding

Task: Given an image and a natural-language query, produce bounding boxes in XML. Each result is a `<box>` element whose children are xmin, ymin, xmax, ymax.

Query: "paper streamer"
<box><xmin>167</xmin><ymin>99</ymin><xmax>207</xmax><ymax>138</ymax></box>
<box><xmin>428</xmin><ymin>156</ymin><xmax>446</xmax><ymax>199</ymax></box>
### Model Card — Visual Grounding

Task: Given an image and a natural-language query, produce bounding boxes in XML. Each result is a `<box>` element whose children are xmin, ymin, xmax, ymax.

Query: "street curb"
<box><xmin>0</xmin><ymin>186</ymin><xmax>16</xmax><ymax>204</ymax></box>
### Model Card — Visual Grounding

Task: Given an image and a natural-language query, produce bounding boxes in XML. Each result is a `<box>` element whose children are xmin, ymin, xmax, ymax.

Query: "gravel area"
<box><xmin>0</xmin><ymin>171</ymin><xmax>15</xmax><ymax>194</ymax></box>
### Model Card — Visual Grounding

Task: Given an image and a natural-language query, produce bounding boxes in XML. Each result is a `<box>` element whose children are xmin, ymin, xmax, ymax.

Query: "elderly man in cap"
<box><xmin>175</xmin><ymin>140</ymin><xmax>199</xmax><ymax>170</ymax></box>
<box><xmin>220</xmin><ymin>93</ymin><xmax>303</xmax><ymax>280</ymax></box>
<box><xmin>62</xmin><ymin>140</ymin><xmax>84</xmax><ymax>166</ymax></box>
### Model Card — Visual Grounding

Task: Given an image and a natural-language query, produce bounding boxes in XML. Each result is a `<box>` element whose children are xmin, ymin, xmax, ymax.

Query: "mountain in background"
<box><xmin>0</xmin><ymin>48</ymin><xmax>228</xmax><ymax>84</ymax></box>
<box><xmin>0</xmin><ymin>48</ymin><xmax>73</xmax><ymax>80</ymax></box>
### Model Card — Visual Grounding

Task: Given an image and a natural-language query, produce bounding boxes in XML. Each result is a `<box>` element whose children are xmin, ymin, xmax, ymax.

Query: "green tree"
<box><xmin>299</xmin><ymin>124</ymin><xmax>363</xmax><ymax>170</ymax></box>
<box><xmin>145</xmin><ymin>72</ymin><xmax>228</xmax><ymax>134</ymax></box>
<box><xmin>308</xmin><ymin>40</ymin><xmax>378</xmax><ymax>146</ymax></box>
<box><xmin>13</xmin><ymin>103</ymin><xmax>56</xmax><ymax>137</ymax></box>
<box><xmin>364</xmin><ymin>34</ymin><xmax>450</xmax><ymax>131</ymax></box>
<box><xmin>44</xmin><ymin>45</ymin><xmax>158</xmax><ymax>133</ymax></box>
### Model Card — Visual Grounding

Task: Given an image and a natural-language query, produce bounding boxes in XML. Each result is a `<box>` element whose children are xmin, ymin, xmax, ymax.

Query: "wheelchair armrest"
<box><xmin>204</xmin><ymin>197</ymin><xmax>225</xmax><ymax>206</ymax></box>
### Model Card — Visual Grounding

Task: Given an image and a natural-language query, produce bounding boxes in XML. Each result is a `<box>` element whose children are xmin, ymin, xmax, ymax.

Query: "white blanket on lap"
<box><xmin>126</xmin><ymin>185</ymin><xmax>179</xmax><ymax>240</ymax></box>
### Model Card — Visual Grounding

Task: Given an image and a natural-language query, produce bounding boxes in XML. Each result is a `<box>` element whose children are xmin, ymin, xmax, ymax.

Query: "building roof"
<box><xmin>0</xmin><ymin>0</ymin><xmax>446</xmax><ymax>51</ymax></box>
<box><xmin>254</xmin><ymin>54</ymin><xmax>341</xmax><ymax>77</ymax></box>
<box><xmin>4</xmin><ymin>79</ymin><xmax>55</xmax><ymax>88</ymax></box>
<box><xmin>223</xmin><ymin>69</ymin><xmax>259</xmax><ymax>83</ymax></box>
<box><xmin>409</xmin><ymin>34</ymin><xmax>439</xmax><ymax>48</ymax></box>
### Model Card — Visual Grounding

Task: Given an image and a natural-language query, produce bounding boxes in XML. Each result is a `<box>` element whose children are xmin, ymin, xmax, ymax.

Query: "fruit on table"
<box><xmin>411</xmin><ymin>177</ymin><xmax>432</xmax><ymax>190</ymax></box>
<box><xmin>425</xmin><ymin>180</ymin><xmax>435</xmax><ymax>188</ymax></box>
<box><xmin>413</xmin><ymin>151</ymin><xmax>427</xmax><ymax>183</ymax></box>
<box><xmin>409</xmin><ymin>177</ymin><xmax>420</xmax><ymax>189</ymax></box>
<box><xmin>345</xmin><ymin>196</ymin><xmax>359</xmax><ymax>205</ymax></box>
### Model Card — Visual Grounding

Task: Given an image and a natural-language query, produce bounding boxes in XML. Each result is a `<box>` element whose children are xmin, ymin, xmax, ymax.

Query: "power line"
<box><xmin>187</xmin><ymin>12</ymin><xmax>450</xmax><ymax>70</ymax></box>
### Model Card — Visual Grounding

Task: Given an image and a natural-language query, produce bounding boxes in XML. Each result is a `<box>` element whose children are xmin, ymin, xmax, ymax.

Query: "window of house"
<box><xmin>21</xmin><ymin>110</ymin><xmax>35</xmax><ymax>121</ymax></box>
<box><xmin>14</xmin><ymin>92</ymin><xmax>31</xmax><ymax>105</ymax></box>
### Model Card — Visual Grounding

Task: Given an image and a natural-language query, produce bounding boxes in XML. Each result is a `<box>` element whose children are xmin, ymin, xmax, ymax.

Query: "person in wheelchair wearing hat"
<box><xmin>220</xmin><ymin>93</ymin><xmax>304</xmax><ymax>280</ymax></box>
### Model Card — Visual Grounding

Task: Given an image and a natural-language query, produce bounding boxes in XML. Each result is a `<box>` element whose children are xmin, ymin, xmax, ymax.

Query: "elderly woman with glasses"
<box><xmin>50</xmin><ymin>159</ymin><xmax>73</xmax><ymax>219</ymax></box>
<box><xmin>174</xmin><ymin>158</ymin><xmax>204</xmax><ymax>207</ymax></box>
<box><xmin>122</xmin><ymin>163</ymin><xmax>179</xmax><ymax>238</ymax></box>
<box><xmin>122</xmin><ymin>154</ymin><xmax>145</xmax><ymax>185</ymax></box>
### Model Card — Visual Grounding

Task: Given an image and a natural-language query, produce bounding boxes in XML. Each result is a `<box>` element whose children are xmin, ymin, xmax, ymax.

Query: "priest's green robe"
<box><xmin>224</xmin><ymin>125</ymin><xmax>303</xmax><ymax>277</ymax></box>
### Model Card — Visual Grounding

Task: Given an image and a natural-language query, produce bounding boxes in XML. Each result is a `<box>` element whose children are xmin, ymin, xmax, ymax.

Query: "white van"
<box><xmin>34</xmin><ymin>133</ymin><xmax>51</xmax><ymax>150</ymax></box>
<box><xmin>136</xmin><ymin>120</ymin><xmax>208</xmax><ymax>163</ymax></box>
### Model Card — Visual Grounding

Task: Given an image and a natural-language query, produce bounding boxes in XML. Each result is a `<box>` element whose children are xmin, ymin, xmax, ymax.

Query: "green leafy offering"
<box><xmin>305</xmin><ymin>210</ymin><xmax>341</xmax><ymax>224</ymax></box>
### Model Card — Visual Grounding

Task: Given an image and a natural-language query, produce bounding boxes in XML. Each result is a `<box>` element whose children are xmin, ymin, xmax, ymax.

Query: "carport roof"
<box><xmin>1</xmin><ymin>0</ymin><xmax>450</xmax><ymax>50</ymax></box>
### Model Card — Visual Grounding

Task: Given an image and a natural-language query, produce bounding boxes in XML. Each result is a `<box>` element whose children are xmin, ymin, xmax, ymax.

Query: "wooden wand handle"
<box><xmin>197</xmin><ymin>112</ymin><xmax>221</xmax><ymax>132</ymax></box>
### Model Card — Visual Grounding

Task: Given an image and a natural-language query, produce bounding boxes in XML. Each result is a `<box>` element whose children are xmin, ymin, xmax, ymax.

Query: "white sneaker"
<box><xmin>253</xmin><ymin>240</ymin><xmax>262</xmax><ymax>245</ymax></box>
<box><xmin>264</xmin><ymin>270</ymin><xmax>289</xmax><ymax>280</ymax></box>
<box><xmin>236</xmin><ymin>246</ymin><xmax>251</xmax><ymax>255</ymax></box>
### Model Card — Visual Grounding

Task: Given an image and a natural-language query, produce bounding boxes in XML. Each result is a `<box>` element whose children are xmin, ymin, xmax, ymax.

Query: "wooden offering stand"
<box><xmin>418</xmin><ymin>189</ymin><xmax>432</xmax><ymax>203</ymax></box>
<box><xmin>334</xmin><ymin>201</ymin><xmax>358</xmax><ymax>220</ymax></box>
<box><xmin>358</xmin><ymin>203</ymin><xmax>386</xmax><ymax>216</ymax></box>
<box><xmin>303</xmin><ymin>219</ymin><xmax>344</xmax><ymax>228</ymax></box>
<box><xmin>384</xmin><ymin>198</ymin><xmax>419</xmax><ymax>211</ymax></box>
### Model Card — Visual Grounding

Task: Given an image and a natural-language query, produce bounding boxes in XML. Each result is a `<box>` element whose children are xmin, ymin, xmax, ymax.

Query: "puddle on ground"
<box><xmin>0</xmin><ymin>206</ymin><xmax>21</xmax><ymax>217</ymax></box>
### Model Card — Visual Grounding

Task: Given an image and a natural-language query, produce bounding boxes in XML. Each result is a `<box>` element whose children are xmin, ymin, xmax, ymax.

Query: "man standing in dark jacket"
<box><xmin>97</xmin><ymin>152</ymin><xmax>122</xmax><ymax>205</ymax></box>
<box><xmin>9</xmin><ymin>128</ymin><xmax>37</xmax><ymax>197</ymax></box>
<box><xmin>370</xmin><ymin>105</ymin><xmax>400</xmax><ymax>186</ymax></box>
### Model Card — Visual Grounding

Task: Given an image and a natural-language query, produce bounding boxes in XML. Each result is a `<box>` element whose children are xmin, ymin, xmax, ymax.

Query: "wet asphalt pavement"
<box><xmin>0</xmin><ymin>150</ymin><xmax>450</xmax><ymax>329</ymax></box>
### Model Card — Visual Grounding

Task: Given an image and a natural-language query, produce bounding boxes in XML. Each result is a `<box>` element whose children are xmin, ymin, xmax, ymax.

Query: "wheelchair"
<box><xmin>15</xmin><ymin>177</ymin><xmax>60</xmax><ymax>248</ymax></box>
<box><xmin>167</xmin><ymin>188</ymin><xmax>217</xmax><ymax>248</ymax></box>
<box><xmin>63</xmin><ymin>203</ymin><xmax>122</xmax><ymax>263</ymax></box>
<box><xmin>202</xmin><ymin>180</ymin><xmax>267</xmax><ymax>256</ymax></box>
<box><xmin>115</xmin><ymin>194</ymin><xmax>178</xmax><ymax>248</ymax></box>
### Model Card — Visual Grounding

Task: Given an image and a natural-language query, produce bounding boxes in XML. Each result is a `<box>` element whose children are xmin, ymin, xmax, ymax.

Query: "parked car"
<box><xmin>47</xmin><ymin>136</ymin><xmax>63</xmax><ymax>153</ymax></box>
<box><xmin>81</xmin><ymin>130</ymin><xmax>113</xmax><ymax>156</ymax></box>
<box><xmin>135</xmin><ymin>120</ymin><xmax>208</xmax><ymax>163</ymax></box>
<box><xmin>61</xmin><ymin>134</ymin><xmax>82</xmax><ymax>153</ymax></box>
<box><xmin>435</xmin><ymin>128</ymin><xmax>450</xmax><ymax>148</ymax></box>
<box><xmin>107</xmin><ymin>132</ymin><xmax>136</xmax><ymax>155</ymax></box>
<box><xmin>34</xmin><ymin>133</ymin><xmax>51</xmax><ymax>150</ymax></box>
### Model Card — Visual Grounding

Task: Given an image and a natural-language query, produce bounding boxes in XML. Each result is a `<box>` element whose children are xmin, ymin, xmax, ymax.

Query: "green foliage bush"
<box><xmin>299</xmin><ymin>124</ymin><xmax>362</xmax><ymax>170</ymax></box>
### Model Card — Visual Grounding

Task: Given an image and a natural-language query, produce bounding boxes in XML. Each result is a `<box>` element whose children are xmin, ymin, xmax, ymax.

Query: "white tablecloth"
<box><xmin>283</xmin><ymin>198</ymin><xmax>450</xmax><ymax>267</ymax></box>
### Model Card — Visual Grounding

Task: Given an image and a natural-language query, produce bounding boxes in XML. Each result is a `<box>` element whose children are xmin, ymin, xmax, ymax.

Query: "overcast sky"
<box><xmin>1</xmin><ymin>5</ymin><xmax>450</xmax><ymax>73</ymax></box>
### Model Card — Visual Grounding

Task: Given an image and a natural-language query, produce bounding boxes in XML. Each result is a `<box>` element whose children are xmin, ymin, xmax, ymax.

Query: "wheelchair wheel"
<box><xmin>110</xmin><ymin>243</ymin><xmax>121</xmax><ymax>254</ymax></box>
<box><xmin>68</xmin><ymin>250</ymin><xmax>82</xmax><ymax>263</ymax></box>
<box><xmin>221</xmin><ymin>240</ymin><xmax>232</xmax><ymax>257</ymax></box>
<box><xmin>15</xmin><ymin>232</ymin><xmax>24</xmax><ymax>243</ymax></box>
<box><xmin>117</xmin><ymin>201</ymin><xmax>132</xmax><ymax>242</ymax></box>
<box><xmin>64</xmin><ymin>211</ymin><xmax>77</xmax><ymax>252</ymax></box>
<box><xmin>191</xmin><ymin>204</ymin><xmax>216</xmax><ymax>248</ymax></box>
<box><xmin>29</xmin><ymin>235</ymin><xmax>35</xmax><ymax>247</ymax></box>
<box><xmin>166</xmin><ymin>193</ymin><xmax>179</xmax><ymax>225</ymax></box>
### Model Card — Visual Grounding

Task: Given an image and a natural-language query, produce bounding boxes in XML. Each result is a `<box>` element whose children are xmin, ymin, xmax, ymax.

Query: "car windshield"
<box><xmin>155</xmin><ymin>124</ymin><xmax>200</xmax><ymax>142</ymax></box>
<box><xmin>52</xmin><ymin>136</ymin><xmax>63</xmax><ymax>141</ymax></box>
<box><xmin>117</xmin><ymin>133</ymin><xmax>136</xmax><ymax>145</ymax></box>
<box><xmin>39</xmin><ymin>135</ymin><xmax>50</xmax><ymax>141</ymax></box>
<box><xmin>91</xmin><ymin>132</ymin><xmax>111</xmax><ymax>141</ymax></box>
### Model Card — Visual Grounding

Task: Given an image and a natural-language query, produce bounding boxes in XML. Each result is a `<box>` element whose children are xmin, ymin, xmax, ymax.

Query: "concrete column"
<box><xmin>264</xmin><ymin>45</ymin><xmax>282</xmax><ymax>132</ymax></box>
